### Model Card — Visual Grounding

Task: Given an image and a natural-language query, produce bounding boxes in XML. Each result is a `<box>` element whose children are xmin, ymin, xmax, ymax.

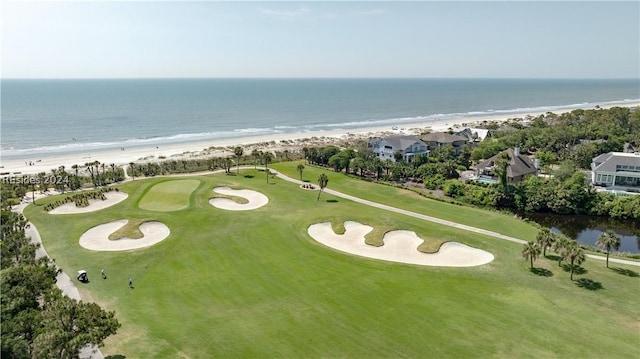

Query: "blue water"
<box><xmin>1</xmin><ymin>78</ymin><xmax>639</xmax><ymax>160</ymax></box>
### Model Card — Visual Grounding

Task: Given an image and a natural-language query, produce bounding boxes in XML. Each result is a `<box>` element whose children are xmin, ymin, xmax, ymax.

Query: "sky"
<box><xmin>1</xmin><ymin>1</ymin><xmax>639</xmax><ymax>79</ymax></box>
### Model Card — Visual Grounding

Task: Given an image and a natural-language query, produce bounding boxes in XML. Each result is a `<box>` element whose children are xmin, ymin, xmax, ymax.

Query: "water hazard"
<box><xmin>522</xmin><ymin>213</ymin><xmax>639</xmax><ymax>254</ymax></box>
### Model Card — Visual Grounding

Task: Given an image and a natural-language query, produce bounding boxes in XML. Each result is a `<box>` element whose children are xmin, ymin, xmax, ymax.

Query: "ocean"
<box><xmin>1</xmin><ymin>78</ymin><xmax>638</xmax><ymax>161</ymax></box>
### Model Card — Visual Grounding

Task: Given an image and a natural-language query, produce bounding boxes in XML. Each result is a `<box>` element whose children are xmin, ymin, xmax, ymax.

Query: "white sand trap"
<box><xmin>79</xmin><ymin>219</ymin><xmax>170</xmax><ymax>251</ymax></box>
<box><xmin>308</xmin><ymin>221</ymin><xmax>494</xmax><ymax>267</ymax></box>
<box><xmin>49</xmin><ymin>192</ymin><xmax>128</xmax><ymax>214</ymax></box>
<box><xmin>209</xmin><ymin>187</ymin><xmax>269</xmax><ymax>210</ymax></box>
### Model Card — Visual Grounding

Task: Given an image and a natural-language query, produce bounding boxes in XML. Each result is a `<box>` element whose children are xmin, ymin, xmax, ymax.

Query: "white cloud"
<box><xmin>257</xmin><ymin>6</ymin><xmax>312</xmax><ymax>20</ymax></box>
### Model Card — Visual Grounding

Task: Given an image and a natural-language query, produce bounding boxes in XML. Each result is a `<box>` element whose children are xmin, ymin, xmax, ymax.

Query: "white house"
<box><xmin>591</xmin><ymin>152</ymin><xmax>640</xmax><ymax>188</ymax></box>
<box><xmin>369</xmin><ymin>136</ymin><xmax>428</xmax><ymax>163</ymax></box>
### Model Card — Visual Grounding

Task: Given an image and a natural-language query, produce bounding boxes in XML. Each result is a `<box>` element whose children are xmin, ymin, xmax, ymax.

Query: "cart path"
<box><xmin>272</xmin><ymin>169</ymin><xmax>640</xmax><ymax>268</ymax></box>
<box><xmin>14</xmin><ymin>200</ymin><xmax>104</xmax><ymax>359</ymax></box>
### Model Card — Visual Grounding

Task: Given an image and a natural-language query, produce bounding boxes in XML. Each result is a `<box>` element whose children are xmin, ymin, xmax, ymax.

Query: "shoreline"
<box><xmin>2</xmin><ymin>102</ymin><xmax>638</xmax><ymax>176</ymax></box>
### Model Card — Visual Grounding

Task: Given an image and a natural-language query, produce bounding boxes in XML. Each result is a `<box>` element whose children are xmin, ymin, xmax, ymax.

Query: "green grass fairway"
<box><xmin>138</xmin><ymin>179</ymin><xmax>201</xmax><ymax>212</ymax></box>
<box><xmin>24</xmin><ymin>169</ymin><xmax>640</xmax><ymax>358</ymax></box>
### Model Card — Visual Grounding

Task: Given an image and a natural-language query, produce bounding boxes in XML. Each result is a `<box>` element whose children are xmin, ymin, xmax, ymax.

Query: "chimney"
<box><xmin>514</xmin><ymin>146</ymin><xmax>520</xmax><ymax>156</ymax></box>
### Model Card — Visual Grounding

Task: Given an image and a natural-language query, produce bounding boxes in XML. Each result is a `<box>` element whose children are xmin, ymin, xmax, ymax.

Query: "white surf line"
<box><xmin>272</xmin><ymin>169</ymin><xmax>640</xmax><ymax>267</ymax></box>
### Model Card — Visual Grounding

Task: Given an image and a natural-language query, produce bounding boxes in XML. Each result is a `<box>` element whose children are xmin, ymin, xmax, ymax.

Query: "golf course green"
<box><xmin>23</xmin><ymin>163</ymin><xmax>639</xmax><ymax>358</ymax></box>
<box><xmin>138</xmin><ymin>179</ymin><xmax>201</xmax><ymax>212</ymax></box>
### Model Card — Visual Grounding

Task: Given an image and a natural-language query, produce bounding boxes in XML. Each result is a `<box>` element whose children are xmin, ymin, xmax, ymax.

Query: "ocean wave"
<box><xmin>2</xmin><ymin>98</ymin><xmax>638</xmax><ymax>159</ymax></box>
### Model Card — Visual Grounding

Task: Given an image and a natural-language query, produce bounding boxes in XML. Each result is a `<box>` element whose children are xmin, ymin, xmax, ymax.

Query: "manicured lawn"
<box><xmin>138</xmin><ymin>179</ymin><xmax>201</xmax><ymax>211</ymax></box>
<box><xmin>24</xmin><ymin>169</ymin><xmax>640</xmax><ymax>358</ymax></box>
<box><xmin>273</xmin><ymin>161</ymin><xmax>539</xmax><ymax>241</ymax></box>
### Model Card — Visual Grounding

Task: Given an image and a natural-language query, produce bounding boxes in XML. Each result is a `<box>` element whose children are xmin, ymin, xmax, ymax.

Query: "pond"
<box><xmin>521</xmin><ymin>213</ymin><xmax>639</xmax><ymax>254</ymax></box>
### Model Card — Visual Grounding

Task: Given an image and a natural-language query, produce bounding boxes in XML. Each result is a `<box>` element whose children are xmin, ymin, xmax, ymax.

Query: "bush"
<box><xmin>443</xmin><ymin>180</ymin><xmax>465</xmax><ymax>198</ymax></box>
<box><xmin>424</xmin><ymin>174</ymin><xmax>446</xmax><ymax>190</ymax></box>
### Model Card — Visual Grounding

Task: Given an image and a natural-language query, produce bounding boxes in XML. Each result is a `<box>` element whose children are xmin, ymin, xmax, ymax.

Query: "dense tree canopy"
<box><xmin>1</xmin><ymin>195</ymin><xmax>120</xmax><ymax>358</ymax></box>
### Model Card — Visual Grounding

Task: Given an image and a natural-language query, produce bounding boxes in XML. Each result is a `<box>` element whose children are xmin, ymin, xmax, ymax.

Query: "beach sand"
<box><xmin>2</xmin><ymin>103</ymin><xmax>637</xmax><ymax>176</ymax></box>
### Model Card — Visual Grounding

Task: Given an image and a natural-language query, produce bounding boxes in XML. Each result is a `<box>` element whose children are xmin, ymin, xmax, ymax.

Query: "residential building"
<box><xmin>368</xmin><ymin>136</ymin><xmax>428</xmax><ymax>163</ymax></box>
<box><xmin>473</xmin><ymin>147</ymin><xmax>538</xmax><ymax>184</ymax></box>
<box><xmin>455</xmin><ymin>128</ymin><xmax>492</xmax><ymax>143</ymax></box>
<box><xmin>418</xmin><ymin>132</ymin><xmax>468</xmax><ymax>154</ymax></box>
<box><xmin>591</xmin><ymin>152</ymin><xmax>640</xmax><ymax>188</ymax></box>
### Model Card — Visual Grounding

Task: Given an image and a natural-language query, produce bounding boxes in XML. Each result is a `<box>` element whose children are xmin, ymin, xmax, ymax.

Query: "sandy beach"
<box><xmin>2</xmin><ymin>102</ymin><xmax>637</xmax><ymax>176</ymax></box>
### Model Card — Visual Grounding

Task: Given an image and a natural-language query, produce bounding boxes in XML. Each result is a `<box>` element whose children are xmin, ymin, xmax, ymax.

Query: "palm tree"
<box><xmin>234</xmin><ymin>146</ymin><xmax>244</xmax><ymax>174</ymax></box>
<box><xmin>522</xmin><ymin>241</ymin><xmax>541</xmax><ymax>269</ymax></box>
<box><xmin>296</xmin><ymin>164</ymin><xmax>305</xmax><ymax>181</ymax></box>
<box><xmin>317</xmin><ymin>173</ymin><xmax>329</xmax><ymax>201</ymax></box>
<box><xmin>552</xmin><ymin>233</ymin><xmax>573</xmax><ymax>266</ymax></box>
<box><xmin>85</xmin><ymin>162</ymin><xmax>96</xmax><ymax>187</ymax></box>
<box><xmin>595</xmin><ymin>230</ymin><xmax>621</xmax><ymax>268</ymax></box>
<box><xmin>251</xmin><ymin>149</ymin><xmax>261</xmax><ymax>169</ymax></box>
<box><xmin>129</xmin><ymin>162</ymin><xmax>135</xmax><ymax>180</ymax></box>
<box><xmin>563</xmin><ymin>243</ymin><xmax>586</xmax><ymax>280</ymax></box>
<box><xmin>262</xmin><ymin>152</ymin><xmax>273</xmax><ymax>183</ymax></box>
<box><xmin>535</xmin><ymin>228</ymin><xmax>555</xmax><ymax>257</ymax></box>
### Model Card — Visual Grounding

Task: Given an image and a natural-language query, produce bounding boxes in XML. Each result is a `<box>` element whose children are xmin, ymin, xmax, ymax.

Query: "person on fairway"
<box><xmin>128</xmin><ymin>277</ymin><xmax>133</xmax><ymax>288</ymax></box>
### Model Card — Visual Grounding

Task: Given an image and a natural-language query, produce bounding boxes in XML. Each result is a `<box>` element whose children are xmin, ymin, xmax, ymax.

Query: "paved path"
<box><xmin>273</xmin><ymin>170</ymin><xmax>640</xmax><ymax>268</ymax></box>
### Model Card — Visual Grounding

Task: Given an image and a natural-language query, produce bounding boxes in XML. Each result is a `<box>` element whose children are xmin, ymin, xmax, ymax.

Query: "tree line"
<box><xmin>523</xmin><ymin>228</ymin><xmax>624</xmax><ymax>283</ymax></box>
<box><xmin>127</xmin><ymin>147</ymin><xmax>303</xmax><ymax>178</ymax></box>
<box><xmin>299</xmin><ymin>107</ymin><xmax>640</xmax><ymax>220</ymax></box>
<box><xmin>1</xmin><ymin>189</ymin><xmax>120</xmax><ymax>358</ymax></box>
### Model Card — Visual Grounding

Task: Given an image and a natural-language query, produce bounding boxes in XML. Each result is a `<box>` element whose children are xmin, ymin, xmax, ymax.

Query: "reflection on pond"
<box><xmin>520</xmin><ymin>213</ymin><xmax>639</xmax><ymax>254</ymax></box>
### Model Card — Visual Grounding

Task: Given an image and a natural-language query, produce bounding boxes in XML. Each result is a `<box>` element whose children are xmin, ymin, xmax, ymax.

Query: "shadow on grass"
<box><xmin>326</xmin><ymin>199</ymin><xmax>339</xmax><ymax>203</ymax></box>
<box><xmin>574</xmin><ymin>278</ymin><xmax>604</xmax><ymax>291</ymax></box>
<box><xmin>529</xmin><ymin>268</ymin><xmax>553</xmax><ymax>277</ymax></box>
<box><xmin>561</xmin><ymin>264</ymin><xmax>587</xmax><ymax>275</ymax></box>
<box><xmin>105</xmin><ymin>355</ymin><xmax>126</xmax><ymax>359</ymax></box>
<box><xmin>545</xmin><ymin>255</ymin><xmax>561</xmax><ymax>262</ymax></box>
<box><xmin>243</xmin><ymin>175</ymin><xmax>254</xmax><ymax>179</ymax></box>
<box><xmin>609</xmin><ymin>267</ymin><xmax>639</xmax><ymax>277</ymax></box>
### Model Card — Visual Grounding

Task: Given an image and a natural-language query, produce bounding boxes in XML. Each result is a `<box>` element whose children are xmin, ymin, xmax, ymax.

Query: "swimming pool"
<box><xmin>473</xmin><ymin>177</ymin><xmax>498</xmax><ymax>184</ymax></box>
<box><xmin>601</xmin><ymin>189</ymin><xmax>639</xmax><ymax>196</ymax></box>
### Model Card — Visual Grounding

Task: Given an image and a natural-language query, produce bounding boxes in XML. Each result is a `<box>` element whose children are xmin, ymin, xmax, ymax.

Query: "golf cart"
<box><xmin>76</xmin><ymin>270</ymin><xmax>89</xmax><ymax>282</ymax></box>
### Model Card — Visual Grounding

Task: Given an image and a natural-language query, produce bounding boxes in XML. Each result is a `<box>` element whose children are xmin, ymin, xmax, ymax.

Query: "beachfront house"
<box><xmin>473</xmin><ymin>147</ymin><xmax>538</xmax><ymax>184</ymax></box>
<box><xmin>368</xmin><ymin>136</ymin><xmax>428</xmax><ymax>163</ymax></box>
<box><xmin>418</xmin><ymin>132</ymin><xmax>469</xmax><ymax>154</ymax></box>
<box><xmin>455</xmin><ymin>128</ymin><xmax>492</xmax><ymax>144</ymax></box>
<box><xmin>591</xmin><ymin>152</ymin><xmax>640</xmax><ymax>189</ymax></box>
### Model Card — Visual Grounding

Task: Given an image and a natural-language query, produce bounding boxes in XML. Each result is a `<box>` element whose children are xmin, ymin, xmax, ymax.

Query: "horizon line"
<box><xmin>2</xmin><ymin>76</ymin><xmax>639</xmax><ymax>81</ymax></box>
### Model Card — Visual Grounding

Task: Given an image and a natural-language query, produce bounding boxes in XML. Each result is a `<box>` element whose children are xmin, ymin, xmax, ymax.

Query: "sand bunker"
<box><xmin>49</xmin><ymin>192</ymin><xmax>128</xmax><ymax>214</ymax></box>
<box><xmin>308</xmin><ymin>221</ymin><xmax>494</xmax><ymax>267</ymax></box>
<box><xmin>79</xmin><ymin>219</ymin><xmax>170</xmax><ymax>251</ymax></box>
<box><xmin>209</xmin><ymin>187</ymin><xmax>269</xmax><ymax>211</ymax></box>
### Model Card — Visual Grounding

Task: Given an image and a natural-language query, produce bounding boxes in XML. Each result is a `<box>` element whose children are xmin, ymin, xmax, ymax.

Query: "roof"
<box><xmin>455</xmin><ymin>128</ymin><xmax>492</xmax><ymax>141</ymax></box>
<box><xmin>370</xmin><ymin>135</ymin><xmax>423</xmax><ymax>151</ymax></box>
<box><xmin>419</xmin><ymin>132</ymin><xmax>468</xmax><ymax>143</ymax></box>
<box><xmin>475</xmin><ymin>148</ymin><xmax>537</xmax><ymax>178</ymax></box>
<box><xmin>592</xmin><ymin>152</ymin><xmax>640</xmax><ymax>172</ymax></box>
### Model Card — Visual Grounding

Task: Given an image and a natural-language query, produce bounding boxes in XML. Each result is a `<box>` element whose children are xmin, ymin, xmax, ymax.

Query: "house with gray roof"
<box><xmin>473</xmin><ymin>147</ymin><xmax>538</xmax><ymax>184</ymax></box>
<box><xmin>591</xmin><ymin>152</ymin><xmax>640</xmax><ymax>188</ymax></box>
<box><xmin>418</xmin><ymin>132</ymin><xmax>468</xmax><ymax>154</ymax></box>
<box><xmin>368</xmin><ymin>136</ymin><xmax>428</xmax><ymax>163</ymax></box>
<box><xmin>455</xmin><ymin>128</ymin><xmax>492</xmax><ymax>143</ymax></box>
